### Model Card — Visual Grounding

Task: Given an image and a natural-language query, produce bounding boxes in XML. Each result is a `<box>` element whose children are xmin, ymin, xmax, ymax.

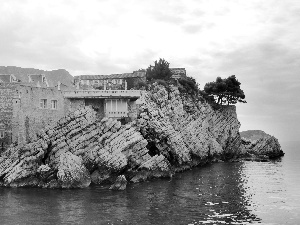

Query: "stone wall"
<box><xmin>0</xmin><ymin>83</ymin><xmax>17</xmax><ymax>151</ymax></box>
<box><xmin>12</xmin><ymin>85</ymin><xmax>65</xmax><ymax>145</ymax></box>
<box><xmin>64</xmin><ymin>98</ymin><xmax>85</xmax><ymax>114</ymax></box>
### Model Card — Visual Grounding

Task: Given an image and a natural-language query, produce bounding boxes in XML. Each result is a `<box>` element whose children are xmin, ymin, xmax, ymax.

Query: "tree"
<box><xmin>204</xmin><ymin>75</ymin><xmax>246</xmax><ymax>105</ymax></box>
<box><xmin>146</xmin><ymin>58</ymin><xmax>172</xmax><ymax>81</ymax></box>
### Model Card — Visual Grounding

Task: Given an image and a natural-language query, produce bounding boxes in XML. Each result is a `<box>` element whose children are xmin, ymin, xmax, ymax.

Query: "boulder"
<box><xmin>57</xmin><ymin>152</ymin><xmax>91</xmax><ymax>188</ymax></box>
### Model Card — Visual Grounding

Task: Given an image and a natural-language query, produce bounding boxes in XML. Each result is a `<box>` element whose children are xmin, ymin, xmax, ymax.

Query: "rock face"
<box><xmin>240</xmin><ymin>130</ymin><xmax>284</xmax><ymax>160</ymax></box>
<box><xmin>0</xmin><ymin>84</ymin><xmax>283</xmax><ymax>189</ymax></box>
<box><xmin>136</xmin><ymin>84</ymin><xmax>242</xmax><ymax>168</ymax></box>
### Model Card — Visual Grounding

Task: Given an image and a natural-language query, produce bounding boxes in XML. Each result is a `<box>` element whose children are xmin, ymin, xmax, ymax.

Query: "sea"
<box><xmin>0</xmin><ymin>141</ymin><xmax>299</xmax><ymax>225</ymax></box>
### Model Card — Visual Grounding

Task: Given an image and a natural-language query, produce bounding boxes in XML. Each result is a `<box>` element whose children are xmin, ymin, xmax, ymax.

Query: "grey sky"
<box><xmin>0</xmin><ymin>0</ymin><xmax>299</xmax><ymax>142</ymax></box>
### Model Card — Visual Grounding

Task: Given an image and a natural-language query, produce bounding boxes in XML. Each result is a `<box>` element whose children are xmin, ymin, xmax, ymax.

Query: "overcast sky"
<box><xmin>0</xmin><ymin>0</ymin><xmax>299</xmax><ymax>142</ymax></box>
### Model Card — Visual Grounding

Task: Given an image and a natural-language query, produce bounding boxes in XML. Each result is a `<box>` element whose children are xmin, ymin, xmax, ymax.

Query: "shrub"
<box><xmin>146</xmin><ymin>58</ymin><xmax>172</xmax><ymax>81</ymax></box>
<box><xmin>178</xmin><ymin>76</ymin><xmax>199</xmax><ymax>94</ymax></box>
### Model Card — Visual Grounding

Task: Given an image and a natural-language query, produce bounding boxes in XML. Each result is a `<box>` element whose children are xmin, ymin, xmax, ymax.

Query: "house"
<box><xmin>170</xmin><ymin>68</ymin><xmax>186</xmax><ymax>79</ymax></box>
<box><xmin>74</xmin><ymin>70</ymin><xmax>146</xmax><ymax>90</ymax></box>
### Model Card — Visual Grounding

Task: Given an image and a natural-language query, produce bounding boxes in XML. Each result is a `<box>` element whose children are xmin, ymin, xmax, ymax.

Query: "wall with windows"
<box><xmin>12</xmin><ymin>85</ymin><xmax>65</xmax><ymax>145</ymax></box>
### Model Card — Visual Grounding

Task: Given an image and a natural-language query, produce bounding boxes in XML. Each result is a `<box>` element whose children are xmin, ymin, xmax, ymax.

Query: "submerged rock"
<box><xmin>109</xmin><ymin>175</ymin><xmax>127</xmax><ymax>190</ymax></box>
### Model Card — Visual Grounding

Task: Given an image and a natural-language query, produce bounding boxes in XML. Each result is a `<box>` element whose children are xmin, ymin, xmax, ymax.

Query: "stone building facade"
<box><xmin>0</xmin><ymin>83</ymin><xmax>67</xmax><ymax>150</ymax></box>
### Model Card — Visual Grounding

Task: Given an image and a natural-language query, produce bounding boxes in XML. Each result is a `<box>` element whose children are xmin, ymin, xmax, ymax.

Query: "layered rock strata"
<box><xmin>0</xmin><ymin>84</ymin><xmax>283</xmax><ymax>189</ymax></box>
<box><xmin>0</xmin><ymin>105</ymin><xmax>171</xmax><ymax>188</ymax></box>
<box><xmin>136</xmin><ymin>84</ymin><xmax>242</xmax><ymax>169</ymax></box>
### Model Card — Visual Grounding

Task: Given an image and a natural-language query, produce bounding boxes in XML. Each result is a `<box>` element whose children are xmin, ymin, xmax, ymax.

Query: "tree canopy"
<box><xmin>204</xmin><ymin>75</ymin><xmax>246</xmax><ymax>105</ymax></box>
<box><xmin>146</xmin><ymin>58</ymin><xmax>172</xmax><ymax>81</ymax></box>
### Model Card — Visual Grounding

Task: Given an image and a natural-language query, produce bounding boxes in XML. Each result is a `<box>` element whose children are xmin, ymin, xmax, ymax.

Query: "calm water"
<box><xmin>0</xmin><ymin>141</ymin><xmax>299</xmax><ymax>225</ymax></box>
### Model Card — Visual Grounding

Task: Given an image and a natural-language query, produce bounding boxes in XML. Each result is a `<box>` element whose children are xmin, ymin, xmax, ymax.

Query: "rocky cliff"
<box><xmin>0</xmin><ymin>84</ymin><xmax>283</xmax><ymax>189</ymax></box>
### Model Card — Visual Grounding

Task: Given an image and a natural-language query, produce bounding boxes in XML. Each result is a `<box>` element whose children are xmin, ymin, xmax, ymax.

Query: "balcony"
<box><xmin>105</xmin><ymin>111</ymin><xmax>128</xmax><ymax>118</ymax></box>
<box><xmin>63</xmin><ymin>90</ymin><xmax>141</xmax><ymax>99</ymax></box>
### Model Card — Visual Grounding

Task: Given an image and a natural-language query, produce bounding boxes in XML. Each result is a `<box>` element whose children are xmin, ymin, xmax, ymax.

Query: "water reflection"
<box><xmin>1</xmin><ymin>145</ymin><xmax>299</xmax><ymax>225</ymax></box>
<box><xmin>239</xmin><ymin>143</ymin><xmax>300</xmax><ymax>224</ymax></box>
<box><xmin>0</xmin><ymin>162</ymin><xmax>261</xmax><ymax>225</ymax></box>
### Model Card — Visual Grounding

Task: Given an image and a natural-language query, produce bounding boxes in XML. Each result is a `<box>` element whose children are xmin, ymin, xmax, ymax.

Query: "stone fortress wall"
<box><xmin>0</xmin><ymin>83</ymin><xmax>67</xmax><ymax>148</ymax></box>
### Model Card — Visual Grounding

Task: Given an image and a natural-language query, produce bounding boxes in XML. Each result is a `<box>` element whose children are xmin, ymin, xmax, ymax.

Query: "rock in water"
<box><xmin>57</xmin><ymin>152</ymin><xmax>91</xmax><ymax>188</ymax></box>
<box><xmin>240</xmin><ymin>130</ymin><xmax>284</xmax><ymax>159</ymax></box>
<box><xmin>109</xmin><ymin>175</ymin><xmax>127</xmax><ymax>190</ymax></box>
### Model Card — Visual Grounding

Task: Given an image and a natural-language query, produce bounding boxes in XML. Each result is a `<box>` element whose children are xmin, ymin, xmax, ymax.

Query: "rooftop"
<box><xmin>74</xmin><ymin>71</ymin><xmax>146</xmax><ymax>80</ymax></box>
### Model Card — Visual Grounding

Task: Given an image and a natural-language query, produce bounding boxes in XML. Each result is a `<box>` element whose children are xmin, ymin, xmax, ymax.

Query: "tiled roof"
<box><xmin>74</xmin><ymin>72</ymin><xmax>145</xmax><ymax>80</ymax></box>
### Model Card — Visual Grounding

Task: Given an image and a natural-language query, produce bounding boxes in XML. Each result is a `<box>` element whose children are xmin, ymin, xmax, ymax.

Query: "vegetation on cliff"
<box><xmin>204</xmin><ymin>75</ymin><xmax>247</xmax><ymax>105</ymax></box>
<box><xmin>146</xmin><ymin>58</ymin><xmax>172</xmax><ymax>81</ymax></box>
<box><xmin>142</xmin><ymin>59</ymin><xmax>246</xmax><ymax>108</ymax></box>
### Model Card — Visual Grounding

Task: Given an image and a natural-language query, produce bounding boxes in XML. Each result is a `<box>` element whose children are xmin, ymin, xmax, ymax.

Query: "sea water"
<box><xmin>0</xmin><ymin>141</ymin><xmax>299</xmax><ymax>225</ymax></box>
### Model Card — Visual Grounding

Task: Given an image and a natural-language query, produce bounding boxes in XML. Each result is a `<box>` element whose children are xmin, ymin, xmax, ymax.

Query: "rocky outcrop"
<box><xmin>239</xmin><ymin>130</ymin><xmax>284</xmax><ymax>161</ymax></box>
<box><xmin>0</xmin><ymin>104</ymin><xmax>169</xmax><ymax>188</ymax></box>
<box><xmin>136</xmin><ymin>84</ymin><xmax>242</xmax><ymax>169</ymax></box>
<box><xmin>0</xmin><ymin>84</ymin><xmax>283</xmax><ymax>189</ymax></box>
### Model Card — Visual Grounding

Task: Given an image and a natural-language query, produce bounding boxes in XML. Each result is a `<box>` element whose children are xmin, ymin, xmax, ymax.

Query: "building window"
<box><xmin>51</xmin><ymin>100</ymin><xmax>57</xmax><ymax>109</ymax></box>
<box><xmin>0</xmin><ymin>130</ymin><xmax>4</xmax><ymax>139</ymax></box>
<box><xmin>40</xmin><ymin>99</ymin><xmax>47</xmax><ymax>109</ymax></box>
